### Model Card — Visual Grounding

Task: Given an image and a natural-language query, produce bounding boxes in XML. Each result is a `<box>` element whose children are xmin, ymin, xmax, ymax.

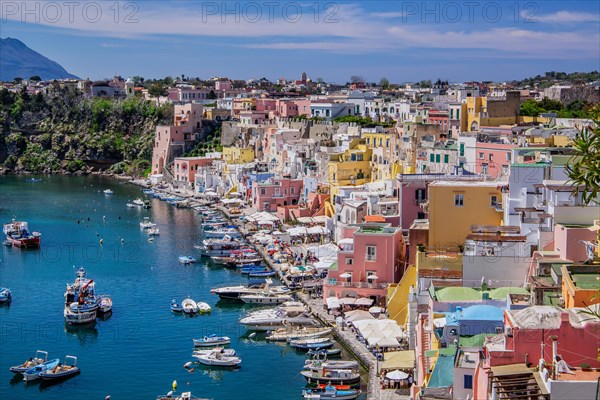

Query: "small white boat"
<box><xmin>193</xmin><ymin>335</ymin><xmax>230</xmax><ymax>347</ymax></box>
<box><xmin>98</xmin><ymin>295</ymin><xmax>112</xmax><ymax>313</ymax></box>
<box><xmin>266</xmin><ymin>327</ymin><xmax>332</xmax><ymax>342</ymax></box>
<box><xmin>240</xmin><ymin>291</ymin><xmax>292</xmax><ymax>305</ymax></box>
<box><xmin>64</xmin><ymin>304</ymin><xmax>96</xmax><ymax>325</ymax></box>
<box><xmin>194</xmin><ymin>349</ymin><xmax>241</xmax><ymax>367</ymax></box>
<box><xmin>103</xmin><ymin>189</ymin><xmax>113</xmax><ymax>195</ymax></box>
<box><xmin>147</xmin><ymin>228</ymin><xmax>160</xmax><ymax>236</ymax></box>
<box><xmin>196</xmin><ymin>301</ymin><xmax>211</xmax><ymax>313</ymax></box>
<box><xmin>10</xmin><ymin>350</ymin><xmax>48</xmax><ymax>374</ymax></box>
<box><xmin>0</xmin><ymin>287</ymin><xmax>11</xmax><ymax>303</ymax></box>
<box><xmin>126</xmin><ymin>203</ymin><xmax>135</xmax><ymax>208</ymax></box>
<box><xmin>39</xmin><ymin>355</ymin><xmax>80</xmax><ymax>381</ymax></box>
<box><xmin>171</xmin><ymin>299</ymin><xmax>183</xmax><ymax>313</ymax></box>
<box><xmin>193</xmin><ymin>347</ymin><xmax>236</xmax><ymax>358</ymax></box>
<box><xmin>182</xmin><ymin>298</ymin><xmax>199</xmax><ymax>314</ymax></box>
<box><xmin>140</xmin><ymin>217</ymin><xmax>157</xmax><ymax>229</ymax></box>
<box><xmin>132</xmin><ymin>198</ymin><xmax>145</xmax><ymax>206</ymax></box>
<box><xmin>23</xmin><ymin>358</ymin><xmax>60</xmax><ymax>381</ymax></box>
<box><xmin>156</xmin><ymin>391</ymin><xmax>206</xmax><ymax>400</ymax></box>
<box><xmin>179</xmin><ymin>256</ymin><xmax>197</xmax><ymax>264</ymax></box>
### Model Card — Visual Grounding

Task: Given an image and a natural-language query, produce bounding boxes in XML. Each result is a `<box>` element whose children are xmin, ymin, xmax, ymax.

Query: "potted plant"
<box><xmin>580</xmin><ymin>363</ymin><xmax>592</xmax><ymax>371</ymax></box>
<box><xmin>417</xmin><ymin>243</ymin><xmax>426</xmax><ymax>253</ymax></box>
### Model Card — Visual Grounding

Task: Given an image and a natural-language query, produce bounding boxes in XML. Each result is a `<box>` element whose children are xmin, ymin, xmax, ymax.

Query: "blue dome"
<box><xmin>457</xmin><ymin>305</ymin><xmax>504</xmax><ymax>321</ymax></box>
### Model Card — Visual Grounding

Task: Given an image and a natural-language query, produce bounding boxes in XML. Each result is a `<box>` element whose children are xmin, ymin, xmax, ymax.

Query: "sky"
<box><xmin>1</xmin><ymin>0</ymin><xmax>599</xmax><ymax>83</ymax></box>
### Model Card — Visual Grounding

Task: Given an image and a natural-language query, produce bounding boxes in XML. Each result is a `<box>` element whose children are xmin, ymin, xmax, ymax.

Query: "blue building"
<box><xmin>434</xmin><ymin>305</ymin><xmax>504</xmax><ymax>347</ymax></box>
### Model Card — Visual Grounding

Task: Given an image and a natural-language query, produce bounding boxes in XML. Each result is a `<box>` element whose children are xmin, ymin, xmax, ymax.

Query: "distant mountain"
<box><xmin>0</xmin><ymin>37</ymin><xmax>79</xmax><ymax>82</ymax></box>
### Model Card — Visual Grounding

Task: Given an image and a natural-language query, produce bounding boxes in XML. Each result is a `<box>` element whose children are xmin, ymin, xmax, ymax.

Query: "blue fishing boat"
<box><xmin>306</xmin><ymin>348</ymin><xmax>342</xmax><ymax>357</ymax></box>
<box><xmin>0</xmin><ymin>287</ymin><xmax>11</xmax><ymax>303</ymax></box>
<box><xmin>302</xmin><ymin>385</ymin><xmax>361</xmax><ymax>400</ymax></box>
<box><xmin>248</xmin><ymin>270</ymin><xmax>277</xmax><ymax>278</ymax></box>
<box><xmin>290</xmin><ymin>340</ymin><xmax>335</xmax><ymax>351</ymax></box>
<box><xmin>170</xmin><ymin>299</ymin><xmax>183</xmax><ymax>313</ymax></box>
<box><xmin>22</xmin><ymin>358</ymin><xmax>60</xmax><ymax>381</ymax></box>
<box><xmin>240</xmin><ymin>266</ymin><xmax>268</xmax><ymax>274</ymax></box>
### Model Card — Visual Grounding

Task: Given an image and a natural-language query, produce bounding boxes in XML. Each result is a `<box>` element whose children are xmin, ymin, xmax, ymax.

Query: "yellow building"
<box><xmin>465</xmin><ymin>92</ymin><xmax>521</xmax><ymax>131</ymax></box>
<box><xmin>427</xmin><ymin>181</ymin><xmax>504</xmax><ymax>249</ymax></box>
<box><xmin>232</xmin><ymin>98</ymin><xmax>257</xmax><ymax>118</ymax></box>
<box><xmin>363</xmin><ymin>131</ymin><xmax>392</xmax><ymax>149</ymax></box>
<box><xmin>326</xmin><ymin>139</ymin><xmax>372</xmax><ymax>195</ymax></box>
<box><xmin>222</xmin><ymin>146</ymin><xmax>255</xmax><ymax>164</ymax></box>
<box><xmin>561</xmin><ymin>264</ymin><xmax>600</xmax><ymax>308</ymax></box>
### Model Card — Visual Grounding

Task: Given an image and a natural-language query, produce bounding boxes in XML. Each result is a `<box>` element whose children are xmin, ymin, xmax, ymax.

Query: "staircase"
<box><xmin>162</xmin><ymin>161</ymin><xmax>175</xmax><ymax>184</ymax></box>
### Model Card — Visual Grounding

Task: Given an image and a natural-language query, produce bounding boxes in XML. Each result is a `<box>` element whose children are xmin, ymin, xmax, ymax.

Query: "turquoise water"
<box><xmin>0</xmin><ymin>175</ymin><xmax>363</xmax><ymax>399</ymax></box>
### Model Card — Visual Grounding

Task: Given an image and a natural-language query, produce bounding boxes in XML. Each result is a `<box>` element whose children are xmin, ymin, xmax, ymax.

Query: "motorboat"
<box><xmin>132</xmin><ymin>198</ymin><xmax>145</xmax><ymax>206</ymax></box>
<box><xmin>240</xmin><ymin>292</ymin><xmax>292</xmax><ymax>305</ymax></box>
<box><xmin>171</xmin><ymin>299</ymin><xmax>183</xmax><ymax>313</ymax></box>
<box><xmin>248</xmin><ymin>270</ymin><xmax>277</xmax><ymax>278</ymax></box>
<box><xmin>64</xmin><ymin>304</ymin><xmax>96</xmax><ymax>325</ymax></box>
<box><xmin>300</xmin><ymin>368</ymin><xmax>361</xmax><ymax>386</ymax></box>
<box><xmin>192</xmin><ymin>335</ymin><xmax>231</xmax><ymax>347</ymax></box>
<box><xmin>239</xmin><ymin>304</ymin><xmax>317</xmax><ymax>331</ymax></box>
<box><xmin>182</xmin><ymin>298</ymin><xmax>199</xmax><ymax>314</ymax></box>
<box><xmin>0</xmin><ymin>287</ymin><xmax>12</xmax><ymax>303</ymax></box>
<box><xmin>304</xmin><ymin>359</ymin><xmax>360</xmax><ymax>371</ymax></box>
<box><xmin>194</xmin><ymin>349</ymin><xmax>241</xmax><ymax>367</ymax></box>
<box><xmin>156</xmin><ymin>391</ymin><xmax>207</xmax><ymax>400</ymax></box>
<box><xmin>196</xmin><ymin>301</ymin><xmax>211</xmax><ymax>313</ymax></box>
<box><xmin>103</xmin><ymin>189</ymin><xmax>113</xmax><ymax>195</ymax></box>
<box><xmin>97</xmin><ymin>295</ymin><xmax>112</xmax><ymax>313</ymax></box>
<box><xmin>147</xmin><ymin>228</ymin><xmax>160</xmax><ymax>236</ymax></box>
<box><xmin>3</xmin><ymin>220</ymin><xmax>41</xmax><ymax>248</ymax></box>
<box><xmin>302</xmin><ymin>385</ymin><xmax>361</xmax><ymax>400</ymax></box>
<box><xmin>140</xmin><ymin>217</ymin><xmax>157</xmax><ymax>229</ymax></box>
<box><xmin>126</xmin><ymin>203</ymin><xmax>135</xmax><ymax>208</ymax></box>
<box><xmin>306</xmin><ymin>348</ymin><xmax>342</xmax><ymax>358</ymax></box>
<box><xmin>211</xmin><ymin>278</ymin><xmax>289</xmax><ymax>300</ymax></box>
<box><xmin>266</xmin><ymin>327</ymin><xmax>332</xmax><ymax>342</ymax></box>
<box><xmin>179</xmin><ymin>256</ymin><xmax>197</xmax><ymax>265</ymax></box>
<box><xmin>196</xmin><ymin>237</ymin><xmax>246</xmax><ymax>257</ymax></box>
<box><xmin>22</xmin><ymin>358</ymin><xmax>60</xmax><ymax>381</ymax></box>
<box><xmin>203</xmin><ymin>228</ymin><xmax>242</xmax><ymax>240</ymax></box>
<box><xmin>39</xmin><ymin>355</ymin><xmax>80</xmax><ymax>381</ymax></box>
<box><xmin>290</xmin><ymin>337</ymin><xmax>333</xmax><ymax>347</ymax></box>
<box><xmin>10</xmin><ymin>350</ymin><xmax>48</xmax><ymax>374</ymax></box>
<box><xmin>290</xmin><ymin>338</ymin><xmax>335</xmax><ymax>351</ymax></box>
<box><xmin>192</xmin><ymin>347</ymin><xmax>236</xmax><ymax>358</ymax></box>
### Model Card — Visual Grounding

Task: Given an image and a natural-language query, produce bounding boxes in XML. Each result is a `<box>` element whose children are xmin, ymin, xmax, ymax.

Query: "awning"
<box><xmin>381</xmin><ymin>350</ymin><xmax>415</xmax><ymax>371</ymax></box>
<box><xmin>386</xmin><ymin>370</ymin><xmax>409</xmax><ymax>380</ymax></box>
<box><xmin>369</xmin><ymin>306</ymin><xmax>384</xmax><ymax>314</ymax></box>
<box><xmin>326</xmin><ymin>297</ymin><xmax>340</xmax><ymax>309</ymax></box>
<box><xmin>345</xmin><ymin>309</ymin><xmax>374</xmax><ymax>322</ymax></box>
<box><xmin>339</xmin><ymin>273</ymin><xmax>352</xmax><ymax>279</ymax></box>
<box><xmin>355</xmin><ymin>297</ymin><xmax>374</xmax><ymax>306</ymax></box>
<box><xmin>307</xmin><ymin>226</ymin><xmax>329</xmax><ymax>235</ymax></box>
<box><xmin>369</xmin><ymin>336</ymin><xmax>400</xmax><ymax>348</ymax></box>
<box><xmin>339</xmin><ymin>297</ymin><xmax>356</xmax><ymax>305</ymax></box>
<box><xmin>364</xmin><ymin>215</ymin><xmax>386</xmax><ymax>223</ymax></box>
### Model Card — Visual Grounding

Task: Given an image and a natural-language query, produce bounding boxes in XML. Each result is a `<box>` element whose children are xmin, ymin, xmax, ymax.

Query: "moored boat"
<box><xmin>140</xmin><ymin>217</ymin><xmax>157</xmax><ymax>229</ymax></box>
<box><xmin>266</xmin><ymin>327</ymin><xmax>332</xmax><ymax>342</ymax></box>
<box><xmin>132</xmin><ymin>198</ymin><xmax>145</xmax><ymax>206</ymax></box>
<box><xmin>248</xmin><ymin>270</ymin><xmax>277</xmax><ymax>278</ymax></box>
<box><xmin>103</xmin><ymin>189</ymin><xmax>113</xmax><ymax>195</ymax></box>
<box><xmin>64</xmin><ymin>304</ymin><xmax>96</xmax><ymax>325</ymax></box>
<box><xmin>302</xmin><ymin>385</ymin><xmax>361</xmax><ymax>400</ymax></box>
<box><xmin>192</xmin><ymin>347</ymin><xmax>236</xmax><ymax>358</ymax></box>
<box><xmin>193</xmin><ymin>335</ymin><xmax>231</xmax><ymax>347</ymax></box>
<box><xmin>10</xmin><ymin>350</ymin><xmax>48</xmax><ymax>374</ymax></box>
<box><xmin>196</xmin><ymin>301</ymin><xmax>211</xmax><ymax>313</ymax></box>
<box><xmin>3</xmin><ymin>220</ymin><xmax>41</xmax><ymax>248</ymax></box>
<box><xmin>156</xmin><ymin>391</ymin><xmax>207</xmax><ymax>400</ymax></box>
<box><xmin>147</xmin><ymin>228</ymin><xmax>160</xmax><ymax>236</ymax></box>
<box><xmin>97</xmin><ymin>295</ymin><xmax>112</xmax><ymax>313</ymax></box>
<box><xmin>306</xmin><ymin>348</ymin><xmax>342</xmax><ymax>358</ymax></box>
<box><xmin>22</xmin><ymin>358</ymin><xmax>60</xmax><ymax>381</ymax></box>
<box><xmin>182</xmin><ymin>298</ymin><xmax>199</xmax><ymax>314</ymax></box>
<box><xmin>171</xmin><ymin>299</ymin><xmax>183</xmax><ymax>313</ymax></box>
<box><xmin>290</xmin><ymin>340</ymin><xmax>335</xmax><ymax>351</ymax></box>
<box><xmin>194</xmin><ymin>349</ymin><xmax>241</xmax><ymax>367</ymax></box>
<box><xmin>38</xmin><ymin>355</ymin><xmax>80</xmax><ymax>381</ymax></box>
<box><xmin>240</xmin><ymin>291</ymin><xmax>292</xmax><ymax>305</ymax></box>
<box><xmin>179</xmin><ymin>256</ymin><xmax>197</xmax><ymax>264</ymax></box>
<box><xmin>212</xmin><ymin>278</ymin><xmax>288</xmax><ymax>300</ymax></box>
<box><xmin>0</xmin><ymin>287</ymin><xmax>12</xmax><ymax>303</ymax></box>
<box><xmin>300</xmin><ymin>368</ymin><xmax>361</xmax><ymax>386</ymax></box>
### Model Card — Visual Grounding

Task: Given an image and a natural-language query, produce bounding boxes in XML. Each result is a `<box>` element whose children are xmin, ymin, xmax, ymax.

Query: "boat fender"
<box><xmin>249</xmin><ymin>332</ymin><xmax>256</xmax><ymax>338</ymax></box>
<box><xmin>172</xmin><ymin>380</ymin><xmax>177</xmax><ymax>390</ymax></box>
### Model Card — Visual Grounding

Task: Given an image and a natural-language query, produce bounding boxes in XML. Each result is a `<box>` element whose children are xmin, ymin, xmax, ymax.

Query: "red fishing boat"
<box><xmin>3</xmin><ymin>220</ymin><xmax>41</xmax><ymax>248</ymax></box>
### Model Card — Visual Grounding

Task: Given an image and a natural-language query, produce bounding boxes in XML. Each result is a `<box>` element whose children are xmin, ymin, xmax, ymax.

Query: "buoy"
<box><xmin>172</xmin><ymin>380</ymin><xmax>177</xmax><ymax>390</ymax></box>
<box><xmin>121</xmin><ymin>238</ymin><xmax>124</xmax><ymax>243</ymax></box>
<box><xmin>99</xmin><ymin>239</ymin><xmax>103</xmax><ymax>245</ymax></box>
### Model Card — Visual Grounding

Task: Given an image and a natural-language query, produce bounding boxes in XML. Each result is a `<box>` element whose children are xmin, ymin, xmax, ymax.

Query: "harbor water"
<box><xmin>0</xmin><ymin>175</ymin><xmax>366</xmax><ymax>399</ymax></box>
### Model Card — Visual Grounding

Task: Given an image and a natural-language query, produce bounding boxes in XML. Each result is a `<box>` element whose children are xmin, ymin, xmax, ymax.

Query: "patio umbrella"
<box><xmin>369</xmin><ymin>306</ymin><xmax>384</xmax><ymax>314</ymax></box>
<box><xmin>367</xmin><ymin>274</ymin><xmax>379</xmax><ymax>280</ymax></box>
<box><xmin>338</xmin><ymin>297</ymin><xmax>356</xmax><ymax>305</ymax></box>
<box><xmin>326</xmin><ymin>297</ymin><xmax>340</xmax><ymax>309</ymax></box>
<box><xmin>339</xmin><ymin>273</ymin><xmax>352</xmax><ymax>279</ymax></box>
<box><xmin>385</xmin><ymin>370</ymin><xmax>409</xmax><ymax>381</ymax></box>
<box><xmin>355</xmin><ymin>297</ymin><xmax>374</xmax><ymax>306</ymax></box>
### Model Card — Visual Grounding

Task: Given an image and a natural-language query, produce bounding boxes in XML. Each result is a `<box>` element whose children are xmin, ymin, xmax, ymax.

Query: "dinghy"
<box><xmin>38</xmin><ymin>355</ymin><xmax>80</xmax><ymax>381</ymax></box>
<box><xmin>10</xmin><ymin>350</ymin><xmax>48</xmax><ymax>374</ymax></box>
<box><xmin>182</xmin><ymin>298</ymin><xmax>199</xmax><ymax>314</ymax></box>
<box><xmin>192</xmin><ymin>335</ymin><xmax>230</xmax><ymax>347</ymax></box>
<box><xmin>22</xmin><ymin>358</ymin><xmax>60</xmax><ymax>381</ymax></box>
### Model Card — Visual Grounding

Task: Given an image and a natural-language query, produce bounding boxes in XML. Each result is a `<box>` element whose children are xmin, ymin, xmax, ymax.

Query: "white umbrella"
<box><xmin>339</xmin><ymin>273</ymin><xmax>352</xmax><ymax>279</ymax></box>
<box><xmin>338</xmin><ymin>297</ymin><xmax>356</xmax><ymax>305</ymax></box>
<box><xmin>355</xmin><ymin>297</ymin><xmax>374</xmax><ymax>306</ymax></box>
<box><xmin>326</xmin><ymin>297</ymin><xmax>340</xmax><ymax>309</ymax></box>
<box><xmin>369</xmin><ymin>306</ymin><xmax>384</xmax><ymax>314</ymax></box>
<box><xmin>367</xmin><ymin>274</ymin><xmax>379</xmax><ymax>280</ymax></box>
<box><xmin>386</xmin><ymin>370</ymin><xmax>409</xmax><ymax>380</ymax></box>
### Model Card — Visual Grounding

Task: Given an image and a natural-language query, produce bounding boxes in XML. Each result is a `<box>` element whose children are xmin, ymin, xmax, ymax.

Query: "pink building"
<box><xmin>325</xmin><ymin>223</ymin><xmax>406</xmax><ymax>305</ymax></box>
<box><xmin>151</xmin><ymin>103</ymin><xmax>203</xmax><ymax>175</ymax></box>
<box><xmin>168</xmin><ymin>87</ymin><xmax>213</xmax><ymax>102</ymax></box>
<box><xmin>397</xmin><ymin>178</ymin><xmax>427</xmax><ymax>230</ymax></box>
<box><xmin>427</xmin><ymin>109</ymin><xmax>449</xmax><ymax>135</ymax></box>
<box><xmin>475</xmin><ymin>141</ymin><xmax>514</xmax><ymax>178</ymax></box>
<box><xmin>251</xmin><ymin>177</ymin><xmax>303</xmax><ymax>211</ymax></box>
<box><xmin>173</xmin><ymin>157</ymin><xmax>215</xmax><ymax>185</ymax></box>
<box><xmin>553</xmin><ymin>224</ymin><xmax>597</xmax><ymax>263</ymax></box>
<box><xmin>215</xmin><ymin>80</ymin><xmax>232</xmax><ymax>91</ymax></box>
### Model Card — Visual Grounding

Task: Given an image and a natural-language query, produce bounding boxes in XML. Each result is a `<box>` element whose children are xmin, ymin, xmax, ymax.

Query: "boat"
<box><xmin>3</xmin><ymin>220</ymin><xmax>41</xmax><ymax>248</ymax></box>
<box><xmin>38</xmin><ymin>355</ymin><xmax>80</xmax><ymax>381</ymax></box>
<box><xmin>97</xmin><ymin>295</ymin><xmax>112</xmax><ymax>313</ymax></box>
<box><xmin>171</xmin><ymin>299</ymin><xmax>183</xmax><ymax>313</ymax></box>
<box><xmin>103</xmin><ymin>189</ymin><xmax>113</xmax><ymax>195</ymax></box>
<box><xmin>143</xmin><ymin>200</ymin><xmax>152</xmax><ymax>209</ymax></box>
<box><xmin>300</xmin><ymin>368</ymin><xmax>361</xmax><ymax>386</ymax></box>
<box><xmin>182</xmin><ymin>298</ymin><xmax>199</xmax><ymax>314</ymax></box>
<box><xmin>240</xmin><ymin>266</ymin><xmax>268</xmax><ymax>274</ymax></box>
<box><xmin>211</xmin><ymin>278</ymin><xmax>289</xmax><ymax>300</ymax></box>
<box><xmin>304</xmin><ymin>359</ymin><xmax>360</xmax><ymax>370</ymax></box>
<box><xmin>147</xmin><ymin>228</ymin><xmax>160</xmax><ymax>236</ymax></box>
<box><xmin>156</xmin><ymin>391</ymin><xmax>207</xmax><ymax>400</ymax></box>
<box><xmin>126</xmin><ymin>203</ymin><xmax>136</xmax><ymax>208</ymax></box>
<box><xmin>290</xmin><ymin>340</ymin><xmax>335</xmax><ymax>351</ymax></box>
<box><xmin>302</xmin><ymin>385</ymin><xmax>361</xmax><ymax>400</ymax></box>
<box><xmin>211</xmin><ymin>255</ymin><xmax>263</xmax><ymax>267</ymax></box>
<box><xmin>0</xmin><ymin>287</ymin><xmax>12</xmax><ymax>303</ymax></box>
<box><xmin>196</xmin><ymin>301</ymin><xmax>211</xmax><ymax>313</ymax></box>
<box><xmin>248</xmin><ymin>270</ymin><xmax>277</xmax><ymax>278</ymax></box>
<box><xmin>266</xmin><ymin>327</ymin><xmax>332</xmax><ymax>342</ymax></box>
<box><xmin>22</xmin><ymin>358</ymin><xmax>60</xmax><ymax>381</ymax></box>
<box><xmin>195</xmin><ymin>237</ymin><xmax>246</xmax><ymax>257</ymax></box>
<box><xmin>203</xmin><ymin>228</ymin><xmax>242</xmax><ymax>239</ymax></box>
<box><xmin>290</xmin><ymin>337</ymin><xmax>333</xmax><ymax>347</ymax></box>
<box><xmin>132</xmin><ymin>198</ymin><xmax>145</xmax><ymax>206</ymax></box>
<box><xmin>192</xmin><ymin>347</ymin><xmax>236</xmax><ymax>358</ymax></box>
<box><xmin>10</xmin><ymin>350</ymin><xmax>48</xmax><ymax>374</ymax></box>
<box><xmin>64</xmin><ymin>304</ymin><xmax>96</xmax><ymax>325</ymax></box>
<box><xmin>193</xmin><ymin>349</ymin><xmax>241</xmax><ymax>367</ymax></box>
<box><xmin>240</xmin><ymin>291</ymin><xmax>292</xmax><ymax>305</ymax></box>
<box><xmin>192</xmin><ymin>335</ymin><xmax>231</xmax><ymax>347</ymax></box>
<box><xmin>306</xmin><ymin>348</ymin><xmax>342</xmax><ymax>358</ymax></box>
<box><xmin>179</xmin><ymin>256</ymin><xmax>197</xmax><ymax>264</ymax></box>
<box><xmin>239</xmin><ymin>304</ymin><xmax>317</xmax><ymax>331</ymax></box>
<box><xmin>140</xmin><ymin>217</ymin><xmax>157</xmax><ymax>229</ymax></box>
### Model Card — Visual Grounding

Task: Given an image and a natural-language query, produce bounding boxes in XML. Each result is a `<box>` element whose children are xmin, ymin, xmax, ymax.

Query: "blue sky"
<box><xmin>1</xmin><ymin>1</ymin><xmax>599</xmax><ymax>83</ymax></box>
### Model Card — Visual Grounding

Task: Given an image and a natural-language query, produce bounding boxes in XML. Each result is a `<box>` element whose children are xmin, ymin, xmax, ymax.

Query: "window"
<box><xmin>366</xmin><ymin>246</ymin><xmax>376</xmax><ymax>261</ymax></box>
<box><xmin>506</xmin><ymin>152</ymin><xmax>511</xmax><ymax>161</ymax></box>
<box><xmin>490</xmin><ymin>195</ymin><xmax>498</xmax><ymax>207</ymax></box>
<box><xmin>291</xmin><ymin>187</ymin><xmax>295</xmax><ymax>194</ymax></box>
<box><xmin>495</xmin><ymin>327</ymin><xmax>503</xmax><ymax>334</ymax></box>
<box><xmin>444</xmin><ymin>154</ymin><xmax>449</xmax><ymax>163</ymax></box>
<box><xmin>429</xmin><ymin>154</ymin><xmax>435</xmax><ymax>162</ymax></box>
<box><xmin>436</xmin><ymin>154</ymin><xmax>441</xmax><ymax>163</ymax></box>
<box><xmin>478</xmin><ymin>152</ymin><xmax>484</xmax><ymax>160</ymax></box>
<box><xmin>482</xmin><ymin>163</ymin><xmax>488</xmax><ymax>175</ymax></box>
<box><xmin>489</xmin><ymin>153</ymin><xmax>494</xmax><ymax>161</ymax></box>
<box><xmin>454</xmin><ymin>193</ymin><xmax>464</xmax><ymax>207</ymax></box>
<box><xmin>464</xmin><ymin>375</ymin><xmax>473</xmax><ymax>389</ymax></box>
<box><xmin>260</xmin><ymin>188</ymin><xmax>266</xmax><ymax>195</ymax></box>
<box><xmin>459</xmin><ymin>143</ymin><xmax>465</xmax><ymax>157</ymax></box>
<box><xmin>502</xmin><ymin>165</ymin><xmax>508</xmax><ymax>175</ymax></box>
<box><xmin>346</xmin><ymin>258</ymin><xmax>353</xmax><ymax>265</ymax></box>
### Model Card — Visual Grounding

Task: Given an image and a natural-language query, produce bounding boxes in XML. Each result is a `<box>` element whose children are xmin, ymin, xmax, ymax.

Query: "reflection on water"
<box><xmin>39</xmin><ymin>372</ymin><xmax>81</xmax><ymax>391</ymax></box>
<box><xmin>96</xmin><ymin>311</ymin><xmax>112</xmax><ymax>321</ymax></box>
<box><xmin>64</xmin><ymin>323</ymin><xmax>99</xmax><ymax>344</ymax></box>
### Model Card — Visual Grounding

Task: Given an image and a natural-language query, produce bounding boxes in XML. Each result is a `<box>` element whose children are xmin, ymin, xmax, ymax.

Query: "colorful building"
<box><xmin>251</xmin><ymin>177</ymin><xmax>303</xmax><ymax>211</ymax></box>
<box><xmin>560</xmin><ymin>264</ymin><xmax>600</xmax><ymax>308</ymax></box>
<box><xmin>222</xmin><ymin>146</ymin><xmax>255</xmax><ymax>164</ymax></box>
<box><xmin>173</xmin><ymin>157</ymin><xmax>215</xmax><ymax>186</ymax></box>
<box><xmin>326</xmin><ymin>139</ymin><xmax>372</xmax><ymax>195</ymax></box>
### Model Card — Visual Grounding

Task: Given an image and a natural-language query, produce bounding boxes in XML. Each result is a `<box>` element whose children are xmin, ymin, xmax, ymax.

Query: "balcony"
<box><xmin>326</xmin><ymin>281</ymin><xmax>389</xmax><ymax>289</ymax></box>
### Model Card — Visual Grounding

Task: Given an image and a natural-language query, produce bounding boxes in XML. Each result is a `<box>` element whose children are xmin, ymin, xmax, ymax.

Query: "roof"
<box><xmin>490</xmin><ymin>364</ymin><xmax>534</xmax><ymax>377</ymax></box>
<box><xmin>429</xmin><ymin>181</ymin><xmax>507</xmax><ymax>188</ymax></box>
<box><xmin>381</xmin><ymin>350</ymin><xmax>415</xmax><ymax>371</ymax></box>
<box><xmin>364</xmin><ymin>215</ymin><xmax>386</xmax><ymax>223</ymax></box>
<box><xmin>508</xmin><ymin>306</ymin><xmax>562</xmax><ymax>329</ymax></box>
<box><xmin>572</xmin><ymin>274</ymin><xmax>600</xmax><ymax>290</ymax></box>
<box><xmin>448</xmin><ymin>305</ymin><xmax>504</xmax><ymax>323</ymax></box>
<box><xmin>427</xmin><ymin>354</ymin><xmax>454</xmax><ymax>388</ymax></box>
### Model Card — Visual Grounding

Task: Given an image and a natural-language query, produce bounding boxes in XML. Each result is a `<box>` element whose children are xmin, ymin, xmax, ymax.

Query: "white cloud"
<box><xmin>369</xmin><ymin>12</ymin><xmax>406</xmax><ymax>19</ymax></box>
<box><xmin>530</xmin><ymin>11</ymin><xmax>600</xmax><ymax>23</ymax></box>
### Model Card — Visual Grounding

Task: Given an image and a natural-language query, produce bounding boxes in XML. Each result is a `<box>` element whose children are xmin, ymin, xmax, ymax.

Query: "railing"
<box><xmin>325</xmin><ymin>281</ymin><xmax>388</xmax><ymax>289</ymax></box>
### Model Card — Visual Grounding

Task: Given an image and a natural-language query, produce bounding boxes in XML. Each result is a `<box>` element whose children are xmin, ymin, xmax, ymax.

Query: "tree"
<box><xmin>148</xmin><ymin>83</ymin><xmax>168</xmax><ymax>99</ymax></box>
<box><xmin>379</xmin><ymin>77</ymin><xmax>390</xmax><ymax>89</ymax></box>
<box><xmin>350</xmin><ymin>75</ymin><xmax>364</xmax><ymax>83</ymax></box>
<box><xmin>13</xmin><ymin>77</ymin><xmax>23</xmax><ymax>84</ymax></box>
<box><xmin>29</xmin><ymin>76</ymin><xmax>42</xmax><ymax>82</ymax></box>
<box><xmin>565</xmin><ymin>109</ymin><xmax>600</xmax><ymax>205</ymax></box>
<box><xmin>418</xmin><ymin>79</ymin><xmax>432</xmax><ymax>88</ymax></box>
<box><xmin>163</xmin><ymin>76</ymin><xmax>174</xmax><ymax>86</ymax></box>
<box><xmin>519</xmin><ymin>99</ymin><xmax>545</xmax><ymax>117</ymax></box>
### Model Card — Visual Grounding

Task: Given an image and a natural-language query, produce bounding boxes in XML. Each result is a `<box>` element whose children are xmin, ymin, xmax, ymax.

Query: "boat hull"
<box><xmin>39</xmin><ymin>367</ymin><xmax>80</xmax><ymax>380</ymax></box>
<box><xmin>301</xmin><ymin>371</ymin><xmax>361</xmax><ymax>386</ymax></box>
<box><xmin>6</xmin><ymin>236</ymin><xmax>40</xmax><ymax>248</ymax></box>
